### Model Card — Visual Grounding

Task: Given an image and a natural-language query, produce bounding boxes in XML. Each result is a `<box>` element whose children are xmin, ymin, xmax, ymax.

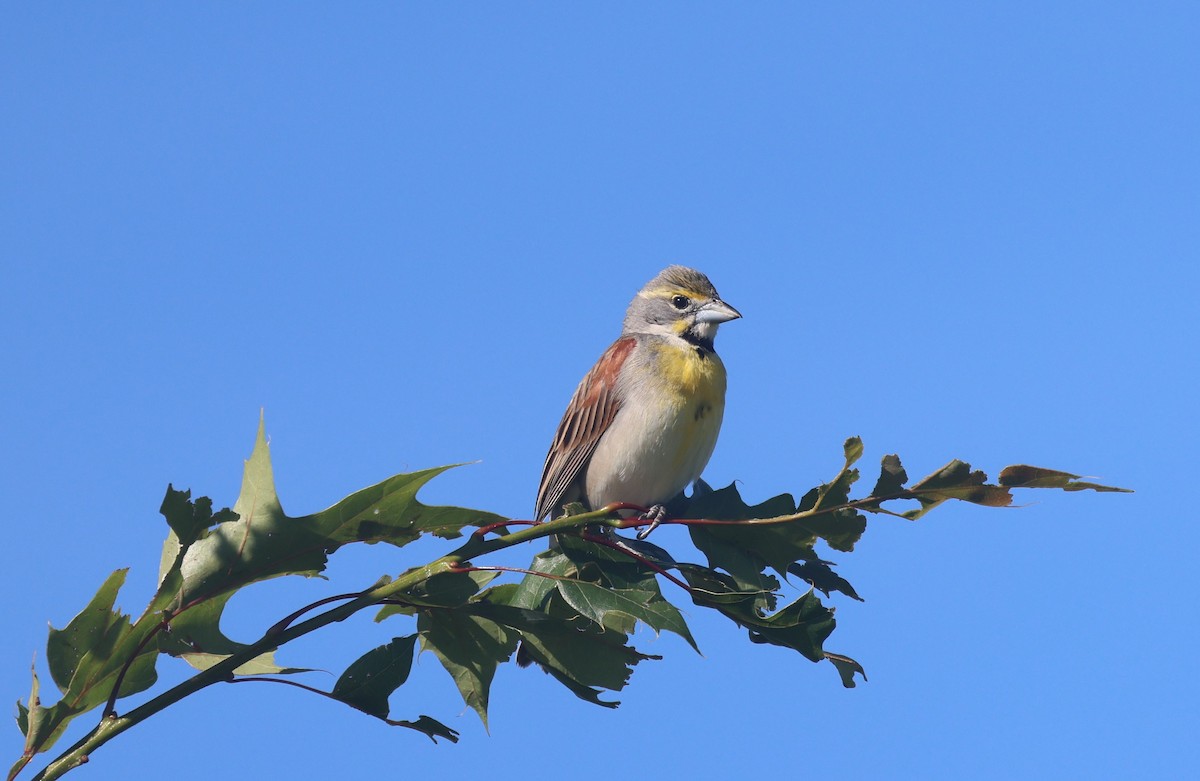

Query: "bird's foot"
<box><xmin>636</xmin><ymin>504</ymin><xmax>669</xmax><ymax>540</ymax></box>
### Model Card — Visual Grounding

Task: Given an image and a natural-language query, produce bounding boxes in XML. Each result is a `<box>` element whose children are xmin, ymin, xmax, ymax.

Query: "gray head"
<box><xmin>622</xmin><ymin>265</ymin><xmax>741</xmax><ymax>350</ymax></box>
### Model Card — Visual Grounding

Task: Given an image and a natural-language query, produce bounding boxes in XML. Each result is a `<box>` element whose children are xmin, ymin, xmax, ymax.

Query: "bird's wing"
<box><xmin>535</xmin><ymin>336</ymin><xmax>636</xmax><ymax>521</ymax></box>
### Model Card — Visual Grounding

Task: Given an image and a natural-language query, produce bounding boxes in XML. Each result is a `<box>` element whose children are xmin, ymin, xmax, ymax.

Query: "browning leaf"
<box><xmin>998</xmin><ymin>465</ymin><xmax>1132</xmax><ymax>493</ymax></box>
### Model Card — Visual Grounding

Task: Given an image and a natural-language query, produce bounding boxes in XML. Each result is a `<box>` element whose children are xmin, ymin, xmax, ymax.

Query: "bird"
<box><xmin>535</xmin><ymin>265</ymin><xmax>741</xmax><ymax>536</ymax></box>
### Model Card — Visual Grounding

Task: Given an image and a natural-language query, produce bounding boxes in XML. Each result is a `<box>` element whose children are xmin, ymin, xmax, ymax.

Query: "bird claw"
<box><xmin>636</xmin><ymin>505</ymin><xmax>668</xmax><ymax>540</ymax></box>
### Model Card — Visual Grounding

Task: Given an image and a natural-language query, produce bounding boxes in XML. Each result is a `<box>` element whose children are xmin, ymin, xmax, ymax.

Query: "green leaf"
<box><xmin>157</xmin><ymin>592</ymin><xmax>307</xmax><ymax>675</ymax></box>
<box><xmin>25</xmin><ymin>571</ymin><xmax>161</xmax><ymax>760</ymax></box>
<box><xmin>546</xmin><ymin>535</ymin><xmax>698</xmax><ymax>649</ymax></box>
<box><xmin>997</xmin><ymin>465</ymin><xmax>1132</xmax><ymax>493</ymax></box>
<box><xmin>389</xmin><ymin>715</ymin><xmax>459</xmax><ymax>743</ymax></box>
<box><xmin>158</xmin><ymin>486</ymin><xmax>236</xmax><ymax>550</ymax></box>
<box><xmin>174</xmin><ymin>416</ymin><xmax>506</xmax><ymax>606</ymax></box>
<box><xmin>331</xmin><ymin>636</ymin><xmax>418</xmax><ymax>720</ymax></box>
<box><xmin>418</xmin><ymin>611</ymin><xmax>518</xmax><ymax>728</ymax></box>
<box><xmin>557</xmin><ymin>580</ymin><xmax>698</xmax><ymax>652</ymax></box>
<box><xmin>46</xmin><ymin>569</ymin><xmax>128</xmax><ymax>694</ymax></box>
<box><xmin>788</xmin><ymin>561</ymin><xmax>863</xmax><ymax>602</ymax></box>
<box><xmin>825</xmin><ymin>652</ymin><xmax>867</xmax><ymax>688</ymax></box>
<box><xmin>870</xmin><ymin>454</ymin><xmax>909</xmax><ymax>497</ymax></box>
<box><xmin>400</xmin><ymin>570</ymin><xmax>501</xmax><ymax>608</ymax></box>
<box><xmin>507</xmin><ymin>549</ymin><xmax>572</xmax><ymax>610</ymax></box>
<box><xmin>53</xmin><ymin>572</ymin><xmax>160</xmax><ymax>701</ymax></box>
<box><xmin>680</xmin><ymin>565</ymin><xmax>836</xmax><ymax>665</ymax></box>
<box><xmin>376</xmin><ymin>570</ymin><xmax>502</xmax><ymax>622</ymax></box>
<box><xmin>469</xmin><ymin>601</ymin><xmax>658</xmax><ymax>707</ymax></box>
<box><xmin>687</xmin><ymin>483</ymin><xmax>807</xmax><ymax>578</ymax></box>
<box><xmin>320</xmin><ymin>636</ymin><xmax>458</xmax><ymax>743</ymax></box>
<box><xmin>676</xmin><ymin>563</ymin><xmax>778</xmax><ymax>608</ymax></box>
<box><xmin>742</xmin><ymin>591</ymin><xmax>837</xmax><ymax>663</ymax></box>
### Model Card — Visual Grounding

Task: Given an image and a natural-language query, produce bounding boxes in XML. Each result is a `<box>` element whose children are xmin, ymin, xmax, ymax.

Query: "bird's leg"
<box><xmin>635</xmin><ymin>504</ymin><xmax>669</xmax><ymax>540</ymax></box>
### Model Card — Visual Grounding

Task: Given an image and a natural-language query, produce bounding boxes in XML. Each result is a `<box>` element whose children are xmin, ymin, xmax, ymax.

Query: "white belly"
<box><xmin>583</xmin><ymin>379</ymin><xmax>724</xmax><ymax>510</ymax></box>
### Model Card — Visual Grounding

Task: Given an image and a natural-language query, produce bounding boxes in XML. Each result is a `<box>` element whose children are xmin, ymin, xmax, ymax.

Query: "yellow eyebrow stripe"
<box><xmin>642</xmin><ymin>288</ymin><xmax>696</xmax><ymax>301</ymax></box>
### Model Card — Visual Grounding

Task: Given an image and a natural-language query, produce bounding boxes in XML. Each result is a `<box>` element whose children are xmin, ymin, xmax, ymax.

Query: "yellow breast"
<box><xmin>655</xmin><ymin>341</ymin><xmax>726</xmax><ymax>403</ymax></box>
<box><xmin>583</xmin><ymin>338</ymin><xmax>728</xmax><ymax>509</ymax></box>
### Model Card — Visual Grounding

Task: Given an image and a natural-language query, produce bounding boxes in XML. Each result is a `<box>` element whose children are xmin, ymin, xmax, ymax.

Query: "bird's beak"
<box><xmin>695</xmin><ymin>299</ymin><xmax>742</xmax><ymax>324</ymax></box>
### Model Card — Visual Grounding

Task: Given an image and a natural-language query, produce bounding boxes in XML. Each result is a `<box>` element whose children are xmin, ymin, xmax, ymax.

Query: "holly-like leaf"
<box><xmin>545</xmin><ymin>536</ymin><xmax>698</xmax><ymax>650</ymax></box>
<box><xmin>418</xmin><ymin>611</ymin><xmax>518</xmax><ymax>728</ymax></box>
<box><xmin>469</xmin><ymin>600</ymin><xmax>658</xmax><ymax>708</ymax></box>
<box><xmin>742</xmin><ymin>591</ymin><xmax>837</xmax><ymax>663</ymax></box>
<box><xmin>20</xmin><ymin>571</ymin><xmax>160</xmax><ymax>761</ymax></box>
<box><xmin>45</xmin><ymin>569</ymin><xmax>128</xmax><ymax>695</ymax></box>
<box><xmin>175</xmin><ymin>416</ymin><xmax>505</xmax><ymax>606</ymax></box>
<box><xmin>556</xmin><ymin>580</ymin><xmax>698</xmax><ymax>651</ymax></box>
<box><xmin>687</xmin><ymin>484</ymin><xmax>806</xmax><ymax>578</ymax></box>
<box><xmin>507</xmin><ymin>549</ymin><xmax>572</xmax><ymax>610</ymax></box>
<box><xmin>680</xmin><ymin>564</ymin><xmax>841</xmax><ymax>673</ymax></box>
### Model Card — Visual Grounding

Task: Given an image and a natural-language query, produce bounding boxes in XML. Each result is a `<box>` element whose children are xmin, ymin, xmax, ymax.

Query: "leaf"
<box><xmin>389</xmin><ymin>715</ymin><xmax>459</xmax><ymax>743</ymax></box>
<box><xmin>902</xmin><ymin>460</ymin><xmax>1012</xmax><ymax>520</ymax></box>
<box><xmin>507</xmin><ymin>549</ymin><xmax>572</xmax><ymax>610</ymax></box>
<box><xmin>825</xmin><ymin>652</ymin><xmax>867</xmax><ymax>688</ymax></box>
<box><xmin>870</xmin><ymin>454</ymin><xmax>909</xmax><ymax>497</ymax></box>
<box><xmin>175</xmin><ymin>416</ymin><xmax>505</xmax><ymax>605</ymax></box>
<box><xmin>557</xmin><ymin>580</ymin><xmax>699</xmax><ymax>651</ymax></box>
<box><xmin>53</xmin><ymin>571</ymin><xmax>160</xmax><ymax>701</ymax></box>
<box><xmin>157</xmin><ymin>592</ymin><xmax>306</xmax><ymax>675</ymax></box>
<box><xmin>375</xmin><ymin>570</ymin><xmax>503</xmax><ymax>623</ymax></box>
<box><xmin>401</xmin><ymin>570</ymin><xmax>501</xmax><ymax>608</ymax></box>
<box><xmin>680</xmin><ymin>563</ymin><xmax>837</xmax><ymax>666</ymax></box>
<box><xmin>687</xmin><ymin>483</ymin><xmax>807</xmax><ymax>578</ymax></box>
<box><xmin>174</xmin><ymin>418</ymin><xmax>329</xmax><ymax>601</ymax></box>
<box><xmin>998</xmin><ymin>465</ymin><xmax>1132</xmax><ymax>493</ymax></box>
<box><xmin>23</xmin><ymin>571</ymin><xmax>161</xmax><ymax>760</ymax></box>
<box><xmin>545</xmin><ymin>536</ymin><xmax>698</xmax><ymax>649</ymax></box>
<box><xmin>469</xmin><ymin>600</ymin><xmax>658</xmax><ymax>708</ymax></box>
<box><xmin>676</xmin><ymin>563</ymin><xmax>778</xmax><ymax>608</ymax></box>
<box><xmin>796</xmin><ymin>438</ymin><xmax>868</xmax><ymax>552</ymax></box>
<box><xmin>46</xmin><ymin>570</ymin><xmax>128</xmax><ymax>694</ymax></box>
<box><xmin>742</xmin><ymin>591</ymin><xmax>837</xmax><ymax>663</ymax></box>
<box><xmin>158</xmin><ymin>486</ymin><xmax>237</xmax><ymax>550</ymax></box>
<box><xmin>418</xmin><ymin>611</ymin><xmax>518</xmax><ymax>728</ymax></box>
<box><xmin>320</xmin><ymin>636</ymin><xmax>459</xmax><ymax>743</ymax></box>
<box><xmin>331</xmin><ymin>636</ymin><xmax>418</xmax><ymax>720</ymax></box>
<box><xmin>11</xmin><ymin>666</ymin><xmax>42</xmax><ymax>780</ymax></box>
<box><xmin>788</xmin><ymin>561</ymin><xmax>863</xmax><ymax>602</ymax></box>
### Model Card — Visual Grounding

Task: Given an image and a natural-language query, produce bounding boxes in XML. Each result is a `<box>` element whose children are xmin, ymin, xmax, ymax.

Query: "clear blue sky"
<box><xmin>2</xmin><ymin>4</ymin><xmax>1196</xmax><ymax>779</ymax></box>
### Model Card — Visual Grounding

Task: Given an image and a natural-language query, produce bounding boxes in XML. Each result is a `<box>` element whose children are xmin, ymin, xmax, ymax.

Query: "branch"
<box><xmin>27</xmin><ymin>506</ymin><xmax>616</xmax><ymax>781</ymax></box>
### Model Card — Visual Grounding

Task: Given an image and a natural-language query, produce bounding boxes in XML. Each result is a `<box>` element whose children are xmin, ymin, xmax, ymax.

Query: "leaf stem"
<box><xmin>28</xmin><ymin>507</ymin><xmax>608</xmax><ymax>781</ymax></box>
<box><xmin>28</xmin><ymin>492</ymin><xmax>926</xmax><ymax>780</ymax></box>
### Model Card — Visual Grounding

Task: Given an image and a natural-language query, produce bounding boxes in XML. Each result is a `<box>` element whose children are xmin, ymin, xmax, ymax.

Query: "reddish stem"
<box><xmin>266</xmin><ymin>593</ymin><xmax>367</xmax><ymax>636</ymax></box>
<box><xmin>447</xmin><ymin>563</ymin><xmax>575</xmax><ymax>582</ymax></box>
<box><xmin>473</xmin><ymin>519</ymin><xmax>537</xmax><ymax>538</ymax></box>
<box><xmin>578</xmin><ymin>532</ymin><xmax>692</xmax><ymax>592</ymax></box>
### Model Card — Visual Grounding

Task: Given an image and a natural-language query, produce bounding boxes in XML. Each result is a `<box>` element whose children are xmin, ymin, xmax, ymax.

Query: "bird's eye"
<box><xmin>670</xmin><ymin>295</ymin><xmax>690</xmax><ymax>310</ymax></box>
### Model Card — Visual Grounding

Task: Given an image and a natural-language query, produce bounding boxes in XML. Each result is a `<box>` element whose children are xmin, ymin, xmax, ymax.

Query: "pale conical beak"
<box><xmin>695</xmin><ymin>299</ymin><xmax>742</xmax><ymax>324</ymax></box>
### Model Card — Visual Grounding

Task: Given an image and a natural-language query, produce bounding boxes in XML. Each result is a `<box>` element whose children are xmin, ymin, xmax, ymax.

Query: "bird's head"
<box><xmin>623</xmin><ymin>265</ymin><xmax>741</xmax><ymax>350</ymax></box>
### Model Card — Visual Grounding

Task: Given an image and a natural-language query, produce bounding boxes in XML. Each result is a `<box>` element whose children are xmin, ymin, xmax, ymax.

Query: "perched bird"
<box><xmin>535</xmin><ymin>265</ymin><xmax>741</xmax><ymax>533</ymax></box>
